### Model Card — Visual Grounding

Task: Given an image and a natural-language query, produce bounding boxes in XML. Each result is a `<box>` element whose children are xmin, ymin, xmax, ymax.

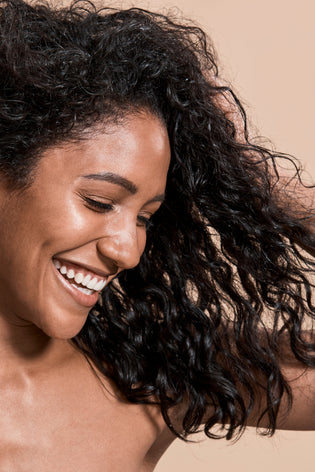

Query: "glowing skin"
<box><xmin>0</xmin><ymin>112</ymin><xmax>174</xmax><ymax>471</ymax></box>
<box><xmin>0</xmin><ymin>112</ymin><xmax>170</xmax><ymax>340</ymax></box>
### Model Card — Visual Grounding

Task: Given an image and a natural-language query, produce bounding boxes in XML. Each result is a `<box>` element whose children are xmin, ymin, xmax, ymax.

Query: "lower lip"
<box><xmin>53</xmin><ymin>263</ymin><xmax>100</xmax><ymax>307</ymax></box>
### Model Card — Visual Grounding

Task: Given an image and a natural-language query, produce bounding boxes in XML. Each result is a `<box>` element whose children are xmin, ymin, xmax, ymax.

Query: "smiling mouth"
<box><xmin>53</xmin><ymin>258</ymin><xmax>108</xmax><ymax>296</ymax></box>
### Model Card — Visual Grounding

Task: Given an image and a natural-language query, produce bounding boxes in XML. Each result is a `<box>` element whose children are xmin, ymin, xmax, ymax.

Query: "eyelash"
<box><xmin>83</xmin><ymin>196</ymin><xmax>113</xmax><ymax>212</ymax></box>
<box><xmin>82</xmin><ymin>196</ymin><xmax>153</xmax><ymax>230</ymax></box>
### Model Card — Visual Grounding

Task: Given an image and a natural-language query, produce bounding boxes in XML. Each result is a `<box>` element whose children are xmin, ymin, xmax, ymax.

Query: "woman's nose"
<box><xmin>96</xmin><ymin>224</ymin><xmax>143</xmax><ymax>271</ymax></box>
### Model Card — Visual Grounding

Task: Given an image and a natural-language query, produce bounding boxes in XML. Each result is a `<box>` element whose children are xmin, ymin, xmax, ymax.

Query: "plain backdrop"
<box><xmin>122</xmin><ymin>1</ymin><xmax>314</xmax><ymax>470</ymax></box>
<box><xmin>147</xmin><ymin>1</ymin><xmax>314</xmax><ymax>470</ymax></box>
<box><xmin>58</xmin><ymin>1</ymin><xmax>315</xmax><ymax>470</ymax></box>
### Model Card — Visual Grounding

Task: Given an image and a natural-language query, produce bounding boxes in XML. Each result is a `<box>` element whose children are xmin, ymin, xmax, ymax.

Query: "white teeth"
<box><xmin>82</xmin><ymin>274</ymin><xmax>91</xmax><ymax>287</ymax></box>
<box><xmin>55</xmin><ymin>259</ymin><xmax>108</xmax><ymax>294</ymax></box>
<box><xmin>74</xmin><ymin>272</ymin><xmax>84</xmax><ymax>284</ymax></box>
<box><xmin>100</xmin><ymin>279</ymin><xmax>107</xmax><ymax>290</ymax></box>
<box><xmin>97</xmin><ymin>279</ymin><xmax>107</xmax><ymax>291</ymax></box>
<box><xmin>74</xmin><ymin>285</ymin><xmax>94</xmax><ymax>295</ymax></box>
<box><xmin>94</xmin><ymin>280</ymin><xmax>104</xmax><ymax>291</ymax></box>
<box><xmin>53</xmin><ymin>259</ymin><xmax>61</xmax><ymax>269</ymax></box>
<box><xmin>87</xmin><ymin>277</ymin><xmax>98</xmax><ymax>290</ymax></box>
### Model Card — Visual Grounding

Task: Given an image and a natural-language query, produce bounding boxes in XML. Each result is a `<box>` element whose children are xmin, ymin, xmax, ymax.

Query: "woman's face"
<box><xmin>0</xmin><ymin>112</ymin><xmax>170</xmax><ymax>339</ymax></box>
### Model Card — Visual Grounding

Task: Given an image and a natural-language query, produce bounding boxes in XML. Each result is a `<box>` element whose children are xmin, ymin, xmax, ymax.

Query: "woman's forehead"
<box><xmin>34</xmin><ymin>113</ymin><xmax>170</xmax><ymax>192</ymax></box>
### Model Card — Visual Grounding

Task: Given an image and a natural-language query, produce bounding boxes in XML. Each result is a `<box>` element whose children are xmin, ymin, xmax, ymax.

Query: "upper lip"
<box><xmin>53</xmin><ymin>257</ymin><xmax>116</xmax><ymax>279</ymax></box>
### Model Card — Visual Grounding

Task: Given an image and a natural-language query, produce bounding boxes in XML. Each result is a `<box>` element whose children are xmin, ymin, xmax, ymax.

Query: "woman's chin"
<box><xmin>37</xmin><ymin>315</ymin><xmax>88</xmax><ymax>340</ymax></box>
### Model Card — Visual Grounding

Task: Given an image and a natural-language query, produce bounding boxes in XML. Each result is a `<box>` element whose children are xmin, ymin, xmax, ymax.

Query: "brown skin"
<box><xmin>0</xmin><ymin>112</ymin><xmax>170</xmax><ymax>341</ymax></box>
<box><xmin>0</xmin><ymin>110</ymin><xmax>313</xmax><ymax>471</ymax></box>
<box><xmin>0</xmin><ymin>344</ymin><xmax>175</xmax><ymax>471</ymax></box>
<box><xmin>0</xmin><ymin>112</ymin><xmax>175</xmax><ymax>471</ymax></box>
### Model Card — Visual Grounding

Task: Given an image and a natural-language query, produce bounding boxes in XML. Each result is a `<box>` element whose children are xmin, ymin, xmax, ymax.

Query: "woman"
<box><xmin>0</xmin><ymin>0</ymin><xmax>314</xmax><ymax>470</ymax></box>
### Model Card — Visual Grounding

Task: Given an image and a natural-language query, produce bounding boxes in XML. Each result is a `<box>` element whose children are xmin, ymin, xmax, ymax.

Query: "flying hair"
<box><xmin>0</xmin><ymin>0</ymin><xmax>314</xmax><ymax>440</ymax></box>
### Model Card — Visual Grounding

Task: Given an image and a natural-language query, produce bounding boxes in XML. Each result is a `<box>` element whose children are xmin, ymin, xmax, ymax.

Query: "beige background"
<box><xmin>59</xmin><ymin>0</ymin><xmax>314</xmax><ymax>469</ymax></box>
<box><xmin>125</xmin><ymin>1</ymin><xmax>314</xmax><ymax>470</ymax></box>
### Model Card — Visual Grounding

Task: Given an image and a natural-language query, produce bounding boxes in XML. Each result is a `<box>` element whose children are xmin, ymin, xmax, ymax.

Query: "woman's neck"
<box><xmin>0</xmin><ymin>314</ymin><xmax>75</xmax><ymax>375</ymax></box>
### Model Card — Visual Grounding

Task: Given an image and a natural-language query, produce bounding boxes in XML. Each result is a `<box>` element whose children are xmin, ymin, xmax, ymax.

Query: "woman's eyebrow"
<box><xmin>82</xmin><ymin>172</ymin><xmax>165</xmax><ymax>203</ymax></box>
<box><xmin>82</xmin><ymin>172</ymin><xmax>137</xmax><ymax>194</ymax></box>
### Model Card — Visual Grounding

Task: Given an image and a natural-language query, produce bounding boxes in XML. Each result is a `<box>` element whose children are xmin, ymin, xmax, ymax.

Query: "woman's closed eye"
<box><xmin>81</xmin><ymin>195</ymin><xmax>154</xmax><ymax>230</ymax></box>
<box><xmin>137</xmin><ymin>214</ymin><xmax>153</xmax><ymax>230</ymax></box>
<box><xmin>82</xmin><ymin>195</ymin><xmax>113</xmax><ymax>212</ymax></box>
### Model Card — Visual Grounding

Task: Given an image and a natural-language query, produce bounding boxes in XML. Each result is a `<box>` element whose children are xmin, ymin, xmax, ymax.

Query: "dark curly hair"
<box><xmin>0</xmin><ymin>0</ymin><xmax>314</xmax><ymax>440</ymax></box>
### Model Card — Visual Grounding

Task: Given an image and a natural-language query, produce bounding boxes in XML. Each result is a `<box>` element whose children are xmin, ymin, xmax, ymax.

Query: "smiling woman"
<box><xmin>0</xmin><ymin>112</ymin><xmax>169</xmax><ymax>340</ymax></box>
<box><xmin>0</xmin><ymin>0</ymin><xmax>314</xmax><ymax>470</ymax></box>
